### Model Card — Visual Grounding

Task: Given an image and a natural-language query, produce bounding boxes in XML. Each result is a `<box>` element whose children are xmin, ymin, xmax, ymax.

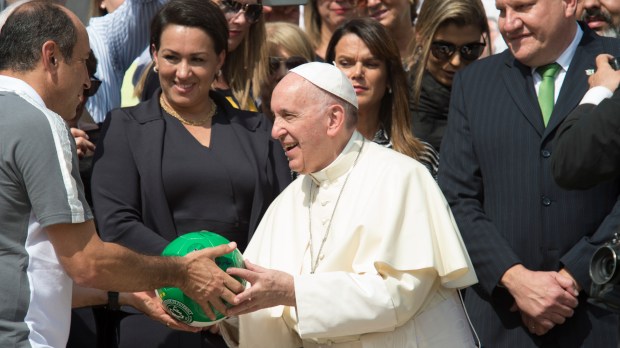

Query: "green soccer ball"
<box><xmin>156</xmin><ymin>231</ymin><xmax>246</xmax><ymax>327</ymax></box>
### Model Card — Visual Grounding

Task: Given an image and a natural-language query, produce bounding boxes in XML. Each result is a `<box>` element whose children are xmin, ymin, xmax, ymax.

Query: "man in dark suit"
<box><xmin>438</xmin><ymin>0</ymin><xmax>620</xmax><ymax>346</ymax></box>
<box><xmin>552</xmin><ymin>53</ymin><xmax>620</xmax><ymax>189</ymax></box>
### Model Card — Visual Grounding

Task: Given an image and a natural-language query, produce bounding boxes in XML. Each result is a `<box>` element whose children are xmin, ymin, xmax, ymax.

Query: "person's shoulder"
<box><xmin>107</xmin><ymin>96</ymin><xmax>162</xmax><ymax>124</ymax></box>
<box><xmin>364</xmin><ymin>141</ymin><xmax>430</xmax><ymax>174</ymax></box>
<box><xmin>458</xmin><ymin>50</ymin><xmax>510</xmax><ymax>78</ymax></box>
<box><xmin>0</xmin><ymin>92</ymin><xmax>54</xmax><ymax>131</ymax></box>
<box><xmin>212</xmin><ymin>91</ymin><xmax>271</xmax><ymax>132</ymax></box>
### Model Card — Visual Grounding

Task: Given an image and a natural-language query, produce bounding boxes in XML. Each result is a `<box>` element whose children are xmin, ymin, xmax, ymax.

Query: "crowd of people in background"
<box><xmin>2</xmin><ymin>0</ymin><xmax>620</xmax><ymax>347</ymax></box>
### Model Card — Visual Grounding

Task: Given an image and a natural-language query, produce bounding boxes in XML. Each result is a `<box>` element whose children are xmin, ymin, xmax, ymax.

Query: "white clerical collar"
<box><xmin>309</xmin><ymin>131</ymin><xmax>364</xmax><ymax>185</ymax></box>
<box><xmin>0</xmin><ymin>75</ymin><xmax>46</xmax><ymax>109</ymax></box>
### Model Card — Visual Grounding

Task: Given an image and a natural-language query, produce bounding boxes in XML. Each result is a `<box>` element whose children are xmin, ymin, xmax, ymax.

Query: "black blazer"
<box><xmin>552</xmin><ymin>88</ymin><xmax>620</xmax><ymax>189</ymax></box>
<box><xmin>438</xmin><ymin>24</ymin><xmax>620</xmax><ymax>347</ymax></box>
<box><xmin>91</xmin><ymin>90</ymin><xmax>291</xmax><ymax>255</ymax></box>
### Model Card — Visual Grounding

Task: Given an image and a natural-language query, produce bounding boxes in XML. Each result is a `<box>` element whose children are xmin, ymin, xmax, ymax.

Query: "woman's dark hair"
<box><xmin>0</xmin><ymin>1</ymin><xmax>77</xmax><ymax>72</ymax></box>
<box><xmin>150</xmin><ymin>0</ymin><xmax>228</xmax><ymax>56</ymax></box>
<box><xmin>325</xmin><ymin>18</ymin><xmax>425</xmax><ymax>160</ymax></box>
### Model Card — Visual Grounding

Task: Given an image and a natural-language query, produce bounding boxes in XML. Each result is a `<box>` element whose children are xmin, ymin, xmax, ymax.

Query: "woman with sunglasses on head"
<box><xmin>257</xmin><ymin>22</ymin><xmax>315</xmax><ymax>119</ymax></box>
<box><xmin>90</xmin><ymin>1</ymin><xmax>291</xmax><ymax>347</ymax></box>
<box><xmin>304</xmin><ymin>0</ymin><xmax>361</xmax><ymax>61</ymax></box>
<box><xmin>408</xmin><ymin>0</ymin><xmax>489</xmax><ymax>152</ymax></box>
<box><xmin>326</xmin><ymin>18</ymin><xmax>439</xmax><ymax>178</ymax></box>
<box><xmin>213</xmin><ymin>0</ymin><xmax>267</xmax><ymax>110</ymax></box>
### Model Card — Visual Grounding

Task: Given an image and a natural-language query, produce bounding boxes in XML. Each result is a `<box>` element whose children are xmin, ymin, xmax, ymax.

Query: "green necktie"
<box><xmin>536</xmin><ymin>63</ymin><xmax>561</xmax><ymax>127</ymax></box>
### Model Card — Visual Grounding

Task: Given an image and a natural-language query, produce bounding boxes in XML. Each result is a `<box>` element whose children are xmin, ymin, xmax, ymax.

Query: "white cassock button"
<box><xmin>319</xmin><ymin>254</ymin><xmax>325</xmax><ymax>260</ymax></box>
<box><xmin>321</xmin><ymin>182</ymin><xmax>328</xmax><ymax>188</ymax></box>
<box><xmin>321</xmin><ymin>200</ymin><xmax>328</xmax><ymax>206</ymax></box>
<box><xmin>322</xmin><ymin>218</ymin><xmax>328</xmax><ymax>225</ymax></box>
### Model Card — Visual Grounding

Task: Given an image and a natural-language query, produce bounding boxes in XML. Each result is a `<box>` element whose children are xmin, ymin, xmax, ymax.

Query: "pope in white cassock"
<box><xmin>224</xmin><ymin>62</ymin><xmax>479</xmax><ymax>348</ymax></box>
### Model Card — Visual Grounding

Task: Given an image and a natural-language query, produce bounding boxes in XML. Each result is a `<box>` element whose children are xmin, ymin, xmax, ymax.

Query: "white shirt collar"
<box><xmin>309</xmin><ymin>131</ymin><xmax>364</xmax><ymax>184</ymax></box>
<box><xmin>0</xmin><ymin>75</ymin><xmax>46</xmax><ymax>108</ymax></box>
<box><xmin>531</xmin><ymin>23</ymin><xmax>582</xmax><ymax>74</ymax></box>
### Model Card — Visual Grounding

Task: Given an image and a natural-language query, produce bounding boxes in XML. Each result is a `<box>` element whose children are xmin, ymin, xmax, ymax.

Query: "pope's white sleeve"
<box><xmin>293</xmin><ymin>267</ymin><xmax>436</xmax><ymax>339</ymax></box>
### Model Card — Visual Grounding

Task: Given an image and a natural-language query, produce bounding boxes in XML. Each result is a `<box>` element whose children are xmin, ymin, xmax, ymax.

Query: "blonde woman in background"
<box><xmin>257</xmin><ymin>22</ymin><xmax>315</xmax><ymax>118</ymax></box>
<box><xmin>366</xmin><ymin>0</ymin><xmax>418</xmax><ymax>64</ymax></box>
<box><xmin>304</xmin><ymin>0</ymin><xmax>361</xmax><ymax>60</ymax></box>
<box><xmin>408</xmin><ymin>0</ymin><xmax>489</xmax><ymax>151</ymax></box>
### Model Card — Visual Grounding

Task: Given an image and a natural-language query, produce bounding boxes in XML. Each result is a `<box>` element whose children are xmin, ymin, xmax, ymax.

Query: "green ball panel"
<box><xmin>157</xmin><ymin>231</ymin><xmax>246</xmax><ymax>327</ymax></box>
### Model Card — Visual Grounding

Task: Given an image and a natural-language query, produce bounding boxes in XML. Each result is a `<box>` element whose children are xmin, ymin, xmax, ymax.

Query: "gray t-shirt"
<box><xmin>0</xmin><ymin>84</ymin><xmax>92</xmax><ymax>347</ymax></box>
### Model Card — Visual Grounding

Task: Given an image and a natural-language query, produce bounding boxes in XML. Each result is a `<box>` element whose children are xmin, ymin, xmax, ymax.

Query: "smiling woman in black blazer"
<box><xmin>90</xmin><ymin>1</ymin><xmax>290</xmax><ymax>347</ymax></box>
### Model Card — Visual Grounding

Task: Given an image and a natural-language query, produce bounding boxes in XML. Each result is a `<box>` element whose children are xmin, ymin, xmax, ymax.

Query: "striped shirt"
<box><xmin>86</xmin><ymin>0</ymin><xmax>167</xmax><ymax>124</ymax></box>
<box><xmin>373</xmin><ymin>127</ymin><xmax>440</xmax><ymax>179</ymax></box>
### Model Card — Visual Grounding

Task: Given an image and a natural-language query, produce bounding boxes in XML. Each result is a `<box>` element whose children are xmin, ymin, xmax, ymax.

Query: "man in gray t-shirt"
<box><xmin>0</xmin><ymin>3</ymin><xmax>245</xmax><ymax>347</ymax></box>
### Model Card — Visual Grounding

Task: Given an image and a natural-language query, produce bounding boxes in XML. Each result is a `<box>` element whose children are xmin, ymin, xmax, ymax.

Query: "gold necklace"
<box><xmin>307</xmin><ymin>140</ymin><xmax>365</xmax><ymax>274</ymax></box>
<box><xmin>159</xmin><ymin>94</ymin><xmax>217</xmax><ymax>127</ymax></box>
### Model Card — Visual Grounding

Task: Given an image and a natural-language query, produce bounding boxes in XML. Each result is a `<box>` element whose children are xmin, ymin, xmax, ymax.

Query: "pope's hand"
<box><xmin>226</xmin><ymin>260</ymin><xmax>296</xmax><ymax>316</ymax></box>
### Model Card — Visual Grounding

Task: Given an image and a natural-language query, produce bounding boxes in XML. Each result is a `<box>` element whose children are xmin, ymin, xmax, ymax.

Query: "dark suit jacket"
<box><xmin>438</xmin><ymin>24</ymin><xmax>620</xmax><ymax>347</ymax></box>
<box><xmin>552</xmin><ymin>88</ymin><xmax>620</xmax><ymax>189</ymax></box>
<box><xmin>91</xmin><ymin>90</ymin><xmax>291</xmax><ymax>255</ymax></box>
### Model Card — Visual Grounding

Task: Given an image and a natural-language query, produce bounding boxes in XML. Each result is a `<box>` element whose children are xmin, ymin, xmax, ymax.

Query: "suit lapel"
<box><xmin>545</xmin><ymin>31</ymin><xmax>601</xmax><ymax>137</ymax></box>
<box><xmin>501</xmin><ymin>55</ymin><xmax>544</xmax><ymax>137</ymax></box>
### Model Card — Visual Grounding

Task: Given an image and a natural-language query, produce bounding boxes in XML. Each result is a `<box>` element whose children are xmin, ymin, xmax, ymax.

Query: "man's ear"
<box><xmin>42</xmin><ymin>40</ymin><xmax>58</xmax><ymax>72</ymax></box>
<box><xmin>326</xmin><ymin>104</ymin><xmax>346</xmax><ymax>137</ymax></box>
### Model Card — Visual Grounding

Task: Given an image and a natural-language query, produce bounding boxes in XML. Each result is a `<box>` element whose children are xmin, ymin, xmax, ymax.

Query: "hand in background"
<box><xmin>588</xmin><ymin>54</ymin><xmax>620</xmax><ymax>92</ymax></box>
<box><xmin>70</xmin><ymin>127</ymin><xmax>95</xmax><ymax>159</ymax></box>
<box><xmin>121</xmin><ymin>291</ymin><xmax>200</xmax><ymax>332</ymax></box>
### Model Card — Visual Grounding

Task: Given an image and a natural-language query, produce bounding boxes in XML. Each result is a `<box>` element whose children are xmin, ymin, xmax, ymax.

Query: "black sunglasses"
<box><xmin>84</xmin><ymin>77</ymin><xmax>101</xmax><ymax>97</ymax></box>
<box><xmin>219</xmin><ymin>0</ymin><xmax>263</xmax><ymax>24</ymax></box>
<box><xmin>430</xmin><ymin>40</ymin><xmax>486</xmax><ymax>62</ymax></box>
<box><xmin>269</xmin><ymin>56</ymin><xmax>308</xmax><ymax>74</ymax></box>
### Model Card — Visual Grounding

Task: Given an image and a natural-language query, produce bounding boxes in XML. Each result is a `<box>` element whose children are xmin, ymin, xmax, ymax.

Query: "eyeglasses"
<box><xmin>219</xmin><ymin>0</ymin><xmax>263</xmax><ymax>24</ymax></box>
<box><xmin>84</xmin><ymin>77</ymin><xmax>101</xmax><ymax>97</ymax></box>
<box><xmin>430</xmin><ymin>41</ymin><xmax>486</xmax><ymax>62</ymax></box>
<box><xmin>269</xmin><ymin>56</ymin><xmax>308</xmax><ymax>74</ymax></box>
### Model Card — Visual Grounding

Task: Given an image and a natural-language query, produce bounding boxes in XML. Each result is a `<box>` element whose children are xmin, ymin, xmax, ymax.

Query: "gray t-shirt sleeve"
<box><xmin>4</xmin><ymin>94</ymin><xmax>93</xmax><ymax>227</ymax></box>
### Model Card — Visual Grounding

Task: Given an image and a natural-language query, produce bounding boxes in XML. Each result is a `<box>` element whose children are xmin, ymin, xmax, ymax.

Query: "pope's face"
<box><xmin>271</xmin><ymin>74</ymin><xmax>332</xmax><ymax>174</ymax></box>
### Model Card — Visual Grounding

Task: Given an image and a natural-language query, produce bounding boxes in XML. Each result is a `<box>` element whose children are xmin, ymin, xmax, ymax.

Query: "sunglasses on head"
<box><xmin>84</xmin><ymin>77</ymin><xmax>101</xmax><ymax>97</ymax></box>
<box><xmin>269</xmin><ymin>56</ymin><xmax>308</xmax><ymax>74</ymax></box>
<box><xmin>430</xmin><ymin>40</ymin><xmax>486</xmax><ymax>62</ymax></box>
<box><xmin>219</xmin><ymin>0</ymin><xmax>263</xmax><ymax>24</ymax></box>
